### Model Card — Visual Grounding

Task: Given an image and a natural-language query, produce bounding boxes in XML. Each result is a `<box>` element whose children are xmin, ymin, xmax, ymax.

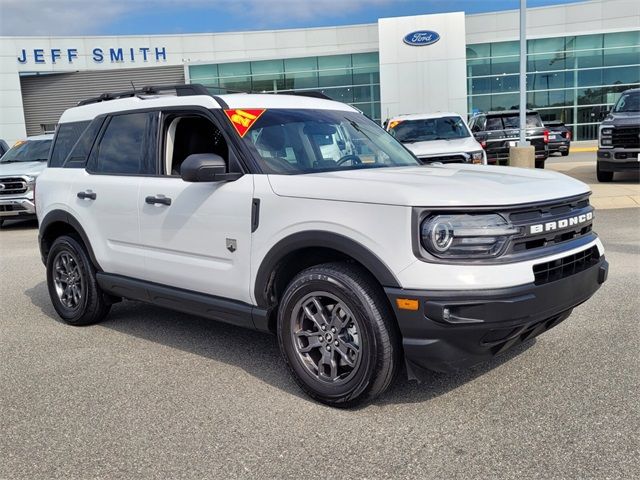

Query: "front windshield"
<box><xmin>241</xmin><ymin>109</ymin><xmax>420</xmax><ymax>174</ymax></box>
<box><xmin>613</xmin><ymin>91</ymin><xmax>640</xmax><ymax>112</ymax></box>
<box><xmin>389</xmin><ymin>116</ymin><xmax>470</xmax><ymax>143</ymax></box>
<box><xmin>0</xmin><ymin>139</ymin><xmax>52</xmax><ymax>163</ymax></box>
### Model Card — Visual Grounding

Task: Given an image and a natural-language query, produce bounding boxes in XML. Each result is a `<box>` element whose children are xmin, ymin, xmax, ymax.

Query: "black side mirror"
<box><xmin>180</xmin><ymin>153</ymin><xmax>242</xmax><ymax>182</ymax></box>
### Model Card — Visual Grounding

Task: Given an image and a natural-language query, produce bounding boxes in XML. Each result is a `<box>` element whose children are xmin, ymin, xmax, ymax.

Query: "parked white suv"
<box><xmin>384</xmin><ymin>112</ymin><xmax>486</xmax><ymax>165</ymax></box>
<box><xmin>37</xmin><ymin>85</ymin><xmax>608</xmax><ymax>407</ymax></box>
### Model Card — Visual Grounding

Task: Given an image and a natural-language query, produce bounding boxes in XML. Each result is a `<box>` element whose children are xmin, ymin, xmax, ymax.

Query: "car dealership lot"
<box><xmin>1</xmin><ymin>164</ymin><xmax>639</xmax><ymax>480</ymax></box>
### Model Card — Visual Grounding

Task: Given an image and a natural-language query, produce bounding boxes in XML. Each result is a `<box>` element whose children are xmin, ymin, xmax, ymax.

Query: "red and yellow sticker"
<box><xmin>224</xmin><ymin>109</ymin><xmax>266</xmax><ymax>137</ymax></box>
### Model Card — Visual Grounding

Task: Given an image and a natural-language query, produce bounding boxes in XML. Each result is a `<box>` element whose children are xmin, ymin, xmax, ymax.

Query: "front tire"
<box><xmin>277</xmin><ymin>263</ymin><xmax>399</xmax><ymax>407</ymax></box>
<box><xmin>597</xmin><ymin>162</ymin><xmax>614</xmax><ymax>182</ymax></box>
<box><xmin>561</xmin><ymin>150</ymin><xmax>569</xmax><ymax>157</ymax></box>
<box><xmin>46</xmin><ymin>235</ymin><xmax>111</xmax><ymax>326</ymax></box>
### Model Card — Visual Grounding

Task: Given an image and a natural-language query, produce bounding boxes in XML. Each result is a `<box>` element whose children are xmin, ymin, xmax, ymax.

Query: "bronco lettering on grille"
<box><xmin>529</xmin><ymin>212</ymin><xmax>593</xmax><ymax>234</ymax></box>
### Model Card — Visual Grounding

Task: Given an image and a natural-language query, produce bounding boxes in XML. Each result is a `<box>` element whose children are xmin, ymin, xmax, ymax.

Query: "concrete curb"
<box><xmin>570</xmin><ymin>147</ymin><xmax>597</xmax><ymax>153</ymax></box>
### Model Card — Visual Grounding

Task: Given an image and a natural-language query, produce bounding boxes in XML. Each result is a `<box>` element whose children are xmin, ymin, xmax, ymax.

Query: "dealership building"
<box><xmin>0</xmin><ymin>0</ymin><xmax>638</xmax><ymax>144</ymax></box>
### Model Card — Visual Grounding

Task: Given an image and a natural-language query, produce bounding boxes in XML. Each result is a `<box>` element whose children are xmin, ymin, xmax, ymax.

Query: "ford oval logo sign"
<box><xmin>403</xmin><ymin>30</ymin><xmax>440</xmax><ymax>46</ymax></box>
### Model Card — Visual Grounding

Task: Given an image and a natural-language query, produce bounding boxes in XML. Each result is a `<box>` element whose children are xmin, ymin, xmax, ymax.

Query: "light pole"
<box><xmin>518</xmin><ymin>0</ymin><xmax>528</xmax><ymax>146</ymax></box>
<box><xmin>509</xmin><ymin>0</ymin><xmax>535</xmax><ymax>168</ymax></box>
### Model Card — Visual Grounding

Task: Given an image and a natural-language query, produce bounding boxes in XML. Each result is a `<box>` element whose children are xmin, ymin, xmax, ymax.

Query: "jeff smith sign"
<box><xmin>17</xmin><ymin>46</ymin><xmax>168</xmax><ymax>65</ymax></box>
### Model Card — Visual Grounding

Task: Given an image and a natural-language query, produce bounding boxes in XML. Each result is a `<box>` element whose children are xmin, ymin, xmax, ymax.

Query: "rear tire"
<box><xmin>597</xmin><ymin>162</ymin><xmax>614</xmax><ymax>182</ymax></box>
<box><xmin>277</xmin><ymin>262</ymin><xmax>400</xmax><ymax>407</ymax></box>
<box><xmin>46</xmin><ymin>235</ymin><xmax>111</xmax><ymax>326</ymax></box>
<box><xmin>535</xmin><ymin>160</ymin><xmax>545</xmax><ymax>169</ymax></box>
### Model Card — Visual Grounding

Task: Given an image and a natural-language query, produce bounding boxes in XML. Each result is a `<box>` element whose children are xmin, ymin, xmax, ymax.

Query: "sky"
<box><xmin>0</xmin><ymin>0</ymin><xmax>585</xmax><ymax>37</ymax></box>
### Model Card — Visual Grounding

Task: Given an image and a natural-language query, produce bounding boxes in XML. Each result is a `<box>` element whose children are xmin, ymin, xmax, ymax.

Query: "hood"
<box><xmin>268</xmin><ymin>164</ymin><xmax>590</xmax><ymax>207</ymax></box>
<box><xmin>403</xmin><ymin>137</ymin><xmax>482</xmax><ymax>157</ymax></box>
<box><xmin>0</xmin><ymin>161</ymin><xmax>47</xmax><ymax>177</ymax></box>
<box><xmin>601</xmin><ymin>111</ymin><xmax>640</xmax><ymax>126</ymax></box>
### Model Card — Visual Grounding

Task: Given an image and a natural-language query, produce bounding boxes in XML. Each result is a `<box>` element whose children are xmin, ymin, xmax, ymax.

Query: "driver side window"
<box><xmin>163</xmin><ymin>114</ymin><xmax>228</xmax><ymax>175</ymax></box>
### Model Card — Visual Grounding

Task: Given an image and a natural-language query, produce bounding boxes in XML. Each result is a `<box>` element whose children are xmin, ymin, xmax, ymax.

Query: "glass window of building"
<box><xmin>467</xmin><ymin>30</ymin><xmax>640</xmax><ymax>139</ymax></box>
<box><xmin>188</xmin><ymin>52</ymin><xmax>381</xmax><ymax>123</ymax></box>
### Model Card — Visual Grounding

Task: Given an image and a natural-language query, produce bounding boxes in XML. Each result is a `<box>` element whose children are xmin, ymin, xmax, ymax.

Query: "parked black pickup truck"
<box><xmin>597</xmin><ymin>87</ymin><xmax>640</xmax><ymax>182</ymax></box>
<box><xmin>469</xmin><ymin>110</ymin><xmax>549</xmax><ymax>168</ymax></box>
<box><xmin>544</xmin><ymin>121</ymin><xmax>571</xmax><ymax>157</ymax></box>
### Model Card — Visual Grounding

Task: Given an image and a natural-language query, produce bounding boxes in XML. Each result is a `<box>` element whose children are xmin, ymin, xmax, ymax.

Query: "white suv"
<box><xmin>385</xmin><ymin>112</ymin><xmax>486</xmax><ymax>165</ymax></box>
<box><xmin>36</xmin><ymin>85</ymin><xmax>608</xmax><ymax>407</ymax></box>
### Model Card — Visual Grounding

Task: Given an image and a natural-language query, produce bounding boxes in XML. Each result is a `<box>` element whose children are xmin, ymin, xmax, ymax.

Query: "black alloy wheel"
<box><xmin>278</xmin><ymin>263</ymin><xmax>399</xmax><ymax>407</ymax></box>
<box><xmin>46</xmin><ymin>235</ymin><xmax>111</xmax><ymax>326</ymax></box>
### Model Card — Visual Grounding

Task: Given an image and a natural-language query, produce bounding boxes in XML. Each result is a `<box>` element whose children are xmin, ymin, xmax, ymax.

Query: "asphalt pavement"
<box><xmin>1</xmin><ymin>167</ymin><xmax>639</xmax><ymax>479</ymax></box>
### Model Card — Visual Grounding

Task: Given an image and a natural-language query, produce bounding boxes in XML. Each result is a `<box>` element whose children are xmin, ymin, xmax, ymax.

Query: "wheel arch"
<box><xmin>39</xmin><ymin>210</ymin><xmax>100</xmax><ymax>270</ymax></box>
<box><xmin>253</xmin><ymin>231</ymin><xmax>401</xmax><ymax>331</ymax></box>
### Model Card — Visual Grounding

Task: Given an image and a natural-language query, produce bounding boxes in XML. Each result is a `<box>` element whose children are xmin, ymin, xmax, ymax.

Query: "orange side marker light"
<box><xmin>396</xmin><ymin>298</ymin><xmax>420</xmax><ymax>311</ymax></box>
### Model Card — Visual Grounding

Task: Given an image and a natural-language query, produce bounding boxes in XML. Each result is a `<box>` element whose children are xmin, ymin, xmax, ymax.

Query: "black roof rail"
<box><xmin>282</xmin><ymin>91</ymin><xmax>333</xmax><ymax>101</ymax></box>
<box><xmin>77</xmin><ymin>83</ymin><xmax>213</xmax><ymax>106</ymax></box>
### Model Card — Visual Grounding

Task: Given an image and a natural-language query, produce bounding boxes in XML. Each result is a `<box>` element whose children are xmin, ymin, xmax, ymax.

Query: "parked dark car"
<box><xmin>596</xmin><ymin>87</ymin><xmax>640</xmax><ymax>182</ymax></box>
<box><xmin>544</xmin><ymin>121</ymin><xmax>571</xmax><ymax>156</ymax></box>
<box><xmin>469</xmin><ymin>110</ymin><xmax>549</xmax><ymax>168</ymax></box>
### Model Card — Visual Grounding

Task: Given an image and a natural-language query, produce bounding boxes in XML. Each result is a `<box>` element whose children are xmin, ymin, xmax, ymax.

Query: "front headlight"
<box><xmin>470</xmin><ymin>150</ymin><xmax>485</xmax><ymax>165</ymax></box>
<box><xmin>600</xmin><ymin>128</ymin><xmax>613</xmax><ymax>136</ymax></box>
<box><xmin>421</xmin><ymin>214</ymin><xmax>521</xmax><ymax>258</ymax></box>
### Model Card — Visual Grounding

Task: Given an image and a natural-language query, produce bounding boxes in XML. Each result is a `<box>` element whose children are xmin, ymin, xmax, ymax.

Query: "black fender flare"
<box><xmin>38</xmin><ymin>209</ymin><xmax>100</xmax><ymax>269</ymax></box>
<box><xmin>253</xmin><ymin>230</ymin><xmax>401</xmax><ymax>308</ymax></box>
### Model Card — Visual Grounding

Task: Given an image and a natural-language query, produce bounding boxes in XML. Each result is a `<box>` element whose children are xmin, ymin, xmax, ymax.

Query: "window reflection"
<box><xmin>467</xmin><ymin>30</ymin><xmax>640</xmax><ymax>140</ymax></box>
<box><xmin>188</xmin><ymin>52</ymin><xmax>381</xmax><ymax>123</ymax></box>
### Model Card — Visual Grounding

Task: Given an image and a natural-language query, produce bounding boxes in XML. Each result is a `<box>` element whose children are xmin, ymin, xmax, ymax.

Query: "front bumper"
<box><xmin>385</xmin><ymin>255</ymin><xmax>608</xmax><ymax>379</ymax></box>
<box><xmin>597</xmin><ymin>148</ymin><xmax>640</xmax><ymax>172</ymax></box>
<box><xmin>0</xmin><ymin>197</ymin><xmax>36</xmax><ymax>217</ymax></box>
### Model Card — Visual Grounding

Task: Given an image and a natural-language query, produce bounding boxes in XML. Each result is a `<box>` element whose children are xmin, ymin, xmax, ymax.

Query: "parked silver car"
<box><xmin>0</xmin><ymin>134</ymin><xmax>53</xmax><ymax>227</ymax></box>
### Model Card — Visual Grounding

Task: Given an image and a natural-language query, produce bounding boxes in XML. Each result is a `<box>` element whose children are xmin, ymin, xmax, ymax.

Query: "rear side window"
<box><xmin>486</xmin><ymin>117</ymin><xmax>503</xmax><ymax>130</ymax></box>
<box><xmin>502</xmin><ymin>114</ymin><xmax>544</xmax><ymax>129</ymax></box>
<box><xmin>49</xmin><ymin>121</ymin><xmax>90</xmax><ymax>167</ymax></box>
<box><xmin>93</xmin><ymin>112</ymin><xmax>157</xmax><ymax>175</ymax></box>
<box><xmin>62</xmin><ymin>117</ymin><xmax>105</xmax><ymax>168</ymax></box>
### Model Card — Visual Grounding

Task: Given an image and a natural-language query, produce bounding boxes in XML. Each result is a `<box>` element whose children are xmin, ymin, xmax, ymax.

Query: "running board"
<box><xmin>96</xmin><ymin>272</ymin><xmax>270</xmax><ymax>331</ymax></box>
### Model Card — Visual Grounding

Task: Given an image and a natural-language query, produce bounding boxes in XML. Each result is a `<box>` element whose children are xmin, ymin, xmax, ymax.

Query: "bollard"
<box><xmin>508</xmin><ymin>146</ymin><xmax>535</xmax><ymax>168</ymax></box>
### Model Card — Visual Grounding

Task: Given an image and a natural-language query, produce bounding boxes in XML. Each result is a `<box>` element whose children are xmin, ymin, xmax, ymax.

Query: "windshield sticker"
<box><xmin>224</xmin><ymin>109</ymin><xmax>266</xmax><ymax>137</ymax></box>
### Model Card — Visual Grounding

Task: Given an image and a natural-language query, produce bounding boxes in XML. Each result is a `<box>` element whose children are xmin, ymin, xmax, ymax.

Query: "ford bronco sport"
<box><xmin>36</xmin><ymin>85</ymin><xmax>608</xmax><ymax>407</ymax></box>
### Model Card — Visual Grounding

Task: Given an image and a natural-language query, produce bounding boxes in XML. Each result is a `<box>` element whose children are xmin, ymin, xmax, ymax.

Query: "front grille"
<box><xmin>0</xmin><ymin>177</ymin><xmax>28</xmax><ymax>195</ymax></box>
<box><xmin>507</xmin><ymin>195</ymin><xmax>593</xmax><ymax>254</ymax></box>
<box><xmin>419</xmin><ymin>154</ymin><xmax>468</xmax><ymax>164</ymax></box>
<box><xmin>0</xmin><ymin>204</ymin><xmax>27</xmax><ymax>212</ymax></box>
<box><xmin>533</xmin><ymin>246</ymin><xmax>599</xmax><ymax>285</ymax></box>
<box><xmin>612</xmin><ymin>127</ymin><xmax>640</xmax><ymax>149</ymax></box>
